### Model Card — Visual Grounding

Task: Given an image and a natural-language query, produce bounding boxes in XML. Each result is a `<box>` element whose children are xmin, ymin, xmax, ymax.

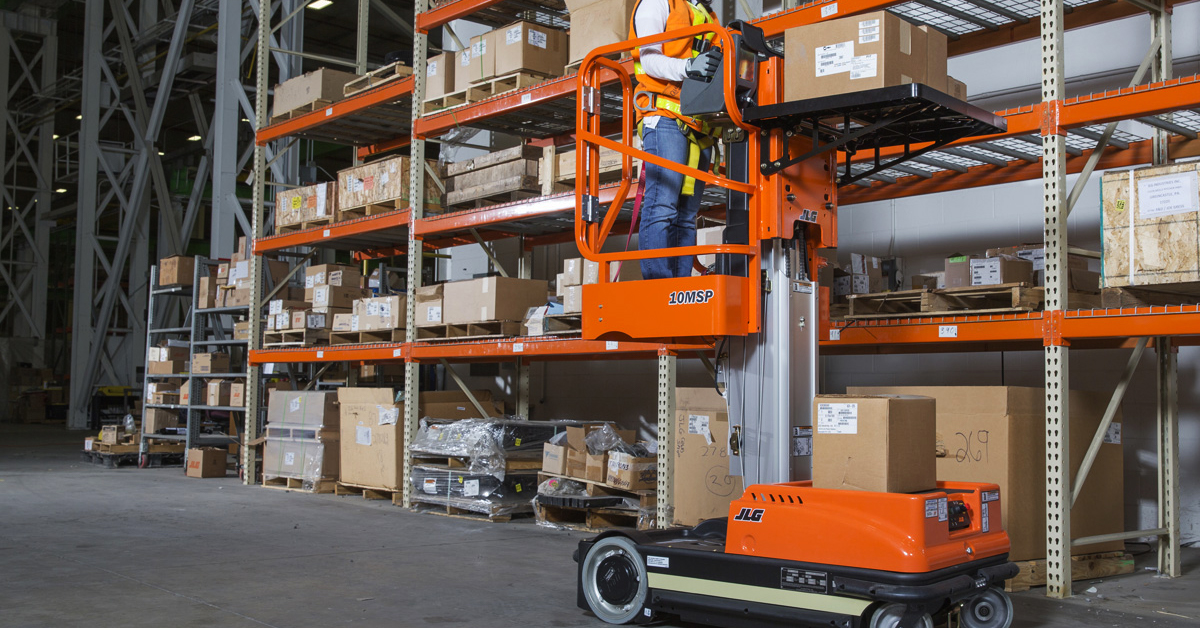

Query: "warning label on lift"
<box><xmin>781</xmin><ymin>568</ymin><xmax>829</xmax><ymax>594</ymax></box>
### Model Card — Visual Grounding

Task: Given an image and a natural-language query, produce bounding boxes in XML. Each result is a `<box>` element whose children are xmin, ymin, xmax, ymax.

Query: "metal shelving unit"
<box><xmin>244</xmin><ymin>0</ymin><xmax>1191</xmax><ymax>598</ymax></box>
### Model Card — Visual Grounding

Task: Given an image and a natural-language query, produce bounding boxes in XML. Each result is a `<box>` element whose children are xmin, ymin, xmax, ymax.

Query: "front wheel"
<box><xmin>868</xmin><ymin>603</ymin><xmax>933</xmax><ymax>628</ymax></box>
<box><xmin>580</xmin><ymin>536</ymin><xmax>648</xmax><ymax>624</ymax></box>
<box><xmin>959</xmin><ymin>587</ymin><xmax>1014</xmax><ymax>628</ymax></box>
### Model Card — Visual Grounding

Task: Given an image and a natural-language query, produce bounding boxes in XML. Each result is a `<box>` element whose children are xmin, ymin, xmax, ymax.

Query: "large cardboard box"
<box><xmin>186</xmin><ymin>448</ymin><xmax>227</xmax><ymax>478</ymax></box>
<box><xmin>305</xmin><ymin>263</ymin><xmax>361</xmax><ymax>289</ymax></box>
<box><xmin>310</xmin><ymin>285</ymin><xmax>372</xmax><ymax>309</ymax></box>
<box><xmin>457</xmin><ymin>31</ymin><xmax>497</xmax><ymax>91</ymax></box>
<box><xmin>338</xmin><ymin>387</ymin><xmax>404</xmax><ymax>490</ymax></box>
<box><xmin>143</xmin><ymin>408</ymin><xmax>179</xmax><ymax>433</ymax></box>
<box><xmin>266</xmin><ymin>390</ymin><xmax>339</xmax><ymax>429</ymax></box>
<box><xmin>850</xmin><ymin>253</ymin><xmax>884</xmax><ymax>293</ymax></box>
<box><xmin>272</xmin><ymin>68</ymin><xmax>358</xmax><ymax>117</ymax></box>
<box><xmin>1101</xmin><ymin>162</ymin><xmax>1200</xmax><ymax>288</ymax></box>
<box><xmin>784</xmin><ymin>11</ymin><xmax>931</xmax><ymax>101</ymax></box>
<box><xmin>419</xmin><ymin>389</ymin><xmax>504</xmax><ymax>419</ymax></box>
<box><xmin>493</xmin><ymin>21</ymin><xmax>569</xmax><ymax>77</ymax></box>
<box><xmin>969</xmin><ymin>256</ymin><xmax>1034</xmax><ymax>286</ymax></box>
<box><xmin>148</xmin><ymin>359</ymin><xmax>186</xmax><ymax>375</ymax></box>
<box><xmin>415</xmin><ymin>284</ymin><xmax>444</xmax><ymax>326</ymax></box>
<box><xmin>947</xmin><ymin>76</ymin><xmax>967</xmax><ymax>100</ymax></box>
<box><xmin>159</xmin><ymin>255</ymin><xmax>195</xmax><ymax>286</ymax></box>
<box><xmin>944</xmin><ymin>253</ymin><xmax>980</xmax><ymax>288</ymax></box>
<box><xmin>565</xmin><ymin>0</ymin><xmax>637</xmax><ymax>66</ymax></box>
<box><xmin>606</xmin><ymin>452</ymin><xmax>656</xmax><ymax>491</ymax></box>
<box><xmin>848</xmin><ymin>386</ymin><xmax>1125</xmax><ymax>561</ymax></box>
<box><xmin>263</xmin><ymin>439</ymin><xmax>337</xmax><ymax>481</ymax></box>
<box><xmin>197</xmin><ymin>276</ymin><xmax>218</xmax><ymax>309</ymax></box>
<box><xmin>672</xmin><ymin>388</ymin><xmax>743</xmax><ymax>526</ymax></box>
<box><xmin>206</xmin><ymin>379</ymin><xmax>233</xmax><ymax>406</ymax></box>
<box><xmin>424</xmin><ymin>52</ymin><xmax>456</xmax><ymax>101</ymax></box>
<box><xmin>442</xmin><ymin>276</ymin><xmax>549</xmax><ymax>324</ymax></box>
<box><xmin>191</xmin><ymin>353</ymin><xmax>231</xmax><ymax>375</ymax></box>
<box><xmin>563</xmin><ymin>285</ymin><xmax>583</xmax><ymax>314</ymax></box>
<box><xmin>562</xmin><ymin>425</ymin><xmax>636</xmax><ymax>481</ymax></box>
<box><xmin>919</xmin><ymin>25</ymin><xmax>948</xmax><ymax>92</ymax></box>
<box><xmin>275</xmin><ymin>182</ymin><xmax>335</xmax><ymax>228</ymax></box>
<box><xmin>812</xmin><ymin>394</ymin><xmax>937</xmax><ymax>493</ymax></box>
<box><xmin>352</xmin><ymin>295</ymin><xmax>406</xmax><ymax>330</ymax></box>
<box><xmin>542</xmin><ymin>443</ymin><xmax>568</xmax><ymax>475</ymax></box>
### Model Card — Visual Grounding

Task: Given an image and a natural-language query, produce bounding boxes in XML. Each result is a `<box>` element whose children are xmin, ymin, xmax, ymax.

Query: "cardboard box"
<box><xmin>143</xmin><ymin>408</ymin><xmax>179</xmax><ymax>433</ymax></box>
<box><xmin>223</xmin><ymin>288</ymin><xmax>251</xmax><ymax>308</ymax></box>
<box><xmin>148</xmin><ymin>360</ymin><xmax>186</xmax><ymax>375</ymax></box>
<box><xmin>563</xmin><ymin>285</ymin><xmax>583</xmax><ymax>314</ymax></box>
<box><xmin>352</xmin><ymin>295</ymin><xmax>406</xmax><ymax>329</ymax></box>
<box><xmin>848</xmin><ymin>386</ymin><xmax>1125</xmax><ymax>561</ymax></box>
<box><xmin>542</xmin><ymin>443</ymin><xmax>567</xmax><ymax>475</ymax></box>
<box><xmin>969</xmin><ymin>256</ymin><xmax>1034</xmax><ymax>286</ymax></box>
<box><xmin>944</xmin><ymin>253</ymin><xmax>980</xmax><ymax>288</ymax></box>
<box><xmin>565</xmin><ymin>0</ymin><xmax>637</xmax><ymax>65</ymax></box>
<box><xmin>197</xmin><ymin>276</ymin><xmax>218</xmax><ymax>309</ymax></box>
<box><xmin>149</xmin><ymin>344</ymin><xmax>189</xmax><ymax>362</ymax></box>
<box><xmin>206</xmin><ymin>379</ymin><xmax>233</xmax><ymax>406</ymax></box>
<box><xmin>272</xmin><ymin>67</ymin><xmax>358</xmax><ymax>117</ymax></box>
<box><xmin>456</xmin><ymin>31</ymin><xmax>497</xmax><ymax>92</ymax></box>
<box><xmin>442</xmin><ymin>276</ymin><xmax>549</xmax><ymax>324</ymax></box>
<box><xmin>230</xmin><ymin>382</ymin><xmax>246</xmax><ymax>407</ymax></box>
<box><xmin>415</xmin><ymin>284</ymin><xmax>444</xmax><ymax>325</ymax></box>
<box><xmin>290</xmin><ymin>310</ymin><xmax>308</xmax><ymax>330</ymax></box>
<box><xmin>263</xmin><ymin>439</ymin><xmax>337</xmax><ymax>481</ymax></box>
<box><xmin>179</xmin><ymin>388</ymin><xmax>190</xmax><ymax>406</ymax></box>
<box><xmin>275</xmin><ymin>182</ymin><xmax>335</xmax><ymax>228</ymax></box>
<box><xmin>332</xmin><ymin>313</ymin><xmax>354</xmax><ymax>332</ymax></box>
<box><xmin>493</xmin><ymin>21</ymin><xmax>569</xmax><ymax>77</ymax></box>
<box><xmin>150</xmin><ymin>391</ymin><xmax>180</xmax><ymax>405</ymax></box>
<box><xmin>159</xmin><ymin>255</ymin><xmax>195</xmax><ymax>286</ymax></box>
<box><xmin>785</xmin><ymin>11</ymin><xmax>931</xmax><ymax>101</ymax></box>
<box><xmin>338</xmin><ymin>387</ymin><xmax>404</xmax><ymax>491</ymax></box>
<box><xmin>561</xmin><ymin>425</ymin><xmax>636</xmax><ymax>481</ymax></box>
<box><xmin>186</xmin><ymin>448</ymin><xmax>227</xmax><ymax>478</ymax></box>
<box><xmin>812</xmin><ymin>394</ymin><xmax>937</xmax><ymax>493</ymax></box>
<box><xmin>1101</xmin><ymin>162</ymin><xmax>1200</xmax><ymax>288</ymax></box>
<box><xmin>306</xmin><ymin>308</ymin><xmax>350</xmax><ymax>330</ymax></box>
<box><xmin>919</xmin><ymin>24</ymin><xmax>948</xmax><ymax>91</ymax></box>
<box><xmin>562</xmin><ymin>258</ymin><xmax>584</xmax><ymax>286</ymax></box>
<box><xmin>191</xmin><ymin>353</ymin><xmax>231</xmax><ymax>375</ymax></box>
<box><xmin>606</xmin><ymin>451</ymin><xmax>656</xmax><ymax>491</ymax></box>
<box><xmin>419</xmin><ymin>389</ymin><xmax>504</xmax><ymax>419</ymax></box>
<box><xmin>217</xmin><ymin>263</ymin><xmax>229</xmax><ymax>281</ymax></box>
<box><xmin>266</xmin><ymin>390</ymin><xmax>339</xmax><ymax>429</ymax></box>
<box><xmin>305</xmin><ymin>263</ymin><xmax>362</xmax><ymax>289</ymax></box>
<box><xmin>234</xmin><ymin>321</ymin><xmax>251</xmax><ymax>340</ymax></box>
<box><xmin>101</xmin><ymin>425</ymin><xmax>120</xmax><ymax>444</ymax></box>
<box><xmin>567</xmin><ymin>448</ymin><xmax>588</xmax><ymax>479</ymax></box>
<box><xmin>850</xmin><ymin>253</ymin><xmax>884</xmax><ymax>293</ymax></box>
<box><xmin>585</xmin><ymin>453</ymin><xmax>607</xmax><ymax>483</ymax></box>
<box><xmin>672</xmin><ymin>388</ymin><xmax>743</xmax><ymax>526</ymax></box>
<box><xmin>910</xmin><ymin>272</ymin><xmax>945</xmax><ymax>290</ymax></box>
<box><xmin>947</xmin><ymin>76</ymin><xmax>967</xmax><ymax>100</ymax></box>
<box><xmin>310</xmin><ymin>285</ymin><xmax>372</xmax><ymax>309</ymax></box>
<box><xmin>424</xmin><ymin>52</ymin><xmax>456</xmax><ymax>101</ymax></box>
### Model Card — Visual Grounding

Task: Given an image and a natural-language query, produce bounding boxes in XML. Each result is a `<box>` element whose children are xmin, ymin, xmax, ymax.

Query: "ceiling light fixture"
<box><xmin>308</xmin><ymin>0</ymin><xmax>332</xmax><ymax>9</ymax></box>
<box><xmin>55</xmin><ymin>188</ymin><xmax>67</xmax><ymax>193</ymax></box>
<box><xmin>187</xmin><ymin>135</ymin><xmax>201</xmax><ymax>141</ymax></box>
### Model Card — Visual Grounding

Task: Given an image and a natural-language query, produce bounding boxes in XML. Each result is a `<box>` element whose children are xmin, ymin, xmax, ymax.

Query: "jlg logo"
<box><xmin>733</xmin><ymin>507</ymin><xmax>765</xmax><ymax>522</ymax></box>
<box><xmin>668</xmin><ymin>289</ymin><xmax>715</xmax><ymax>305</ymax></box>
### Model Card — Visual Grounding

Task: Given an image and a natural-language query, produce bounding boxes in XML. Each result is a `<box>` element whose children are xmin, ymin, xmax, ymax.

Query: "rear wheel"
<box><xmin>868</xmin><ymin>603</ymin><xmax>933</xmax><ymax>628</ymax></box>
<box><xmin>580</xmin><ymin>536</ymin><xmax>648</xmax><ymax>624</ymax></box>
<box><xmin>959</xmin><ymin>587</ymin><xmax>1013</xmax><ymax>628</ymax></box>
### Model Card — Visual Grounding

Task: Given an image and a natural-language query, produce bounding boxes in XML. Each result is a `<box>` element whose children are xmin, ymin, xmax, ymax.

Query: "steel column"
<box><xmin>211</xmin><ymin>0</ymin><xmax>243</xmax><ymax>259</ymax></box>
<box><xmin>1155</xmin><ymin>337</ymin><xmax>1180</xmax><ymax>577</ymax></box>
<box><xmin>657</xmin><ymin>352</ymin><xmax>677</xmax><ymax>529</ymax></box>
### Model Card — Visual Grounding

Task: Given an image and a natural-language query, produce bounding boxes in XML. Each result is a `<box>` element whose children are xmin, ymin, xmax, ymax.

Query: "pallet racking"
<box><xmin>247</xmin><ymin>0</ymin><xmax>1195</xmax><ymax>597</ymax></box>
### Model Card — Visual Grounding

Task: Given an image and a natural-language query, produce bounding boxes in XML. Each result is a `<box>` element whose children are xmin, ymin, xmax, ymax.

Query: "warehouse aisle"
<box><xmin>1</xmin><ymin>423</ymin><xmax>1196</xmax><ymax>628</ymax></box>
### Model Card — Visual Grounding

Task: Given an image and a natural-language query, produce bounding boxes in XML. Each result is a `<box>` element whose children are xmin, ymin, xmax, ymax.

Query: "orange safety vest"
<box><xmin>628</xmin><ymin>0</ymin><xmax>718</xmax><ymax>133</ymax></box>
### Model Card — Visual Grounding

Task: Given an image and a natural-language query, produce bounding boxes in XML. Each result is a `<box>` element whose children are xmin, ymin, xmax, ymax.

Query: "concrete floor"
<box><xmin>1</xmin><ymin>423</ymin><xmax>1196</xmax><ymax>628</ymax></box>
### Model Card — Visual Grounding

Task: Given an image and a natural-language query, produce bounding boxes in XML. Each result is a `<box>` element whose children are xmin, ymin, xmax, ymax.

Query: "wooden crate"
<box><xmin>343</xmin><ymin>61</ymin><xmax>414</xmax><ymax>97</ymax></box>
<box><xmin>1004</xmin><ymin>552</ymin><xmax>1135</xmax><ymax>593</ymax></box>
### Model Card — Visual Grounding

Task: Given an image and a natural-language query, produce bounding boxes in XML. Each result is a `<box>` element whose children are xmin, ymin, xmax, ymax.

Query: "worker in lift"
<box><xmin>629</xmin><ymin>0</ymin><xmax>722</xmax><ymax>279</ymax></box>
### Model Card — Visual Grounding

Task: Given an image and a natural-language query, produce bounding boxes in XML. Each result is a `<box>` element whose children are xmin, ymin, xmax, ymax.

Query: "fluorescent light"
<box><xmin>158</xmin><ymin>151</ymin><xmax>165</xmax><ymax>156</ymax></box>
<box><xmin>75</xmin><ymin>115</ymin><xmax>82</xmax><ymax>120</ymax></box>
<box><xmin>52</xmin><ymin>134</ymin><xmax>59</xmax><ymax>139</ymax></box>
<box><xmin>187</xmin><ymin>135</ymin><xmax>201</xmax><ymax>141</ymax></box>
<box><xmin>241</xmin><ymin>118</ymin><xmax>249</xmax><ymax>122</ymax></box>
<box><xmin>308</xmin><ymin>0</ymin><xmax>332</xmax><ymax>8</ymax></box>
<box><xmin>55</xmin><ymin>188</ymin><xmax>67</xmax><ymax>193</ymax></box>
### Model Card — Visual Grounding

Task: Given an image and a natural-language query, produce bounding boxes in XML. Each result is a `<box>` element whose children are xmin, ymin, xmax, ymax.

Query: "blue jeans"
<box><xmin>639</xmin><ymin>118</ymin><xmax>711</xmax><ymax>280</ymax></box>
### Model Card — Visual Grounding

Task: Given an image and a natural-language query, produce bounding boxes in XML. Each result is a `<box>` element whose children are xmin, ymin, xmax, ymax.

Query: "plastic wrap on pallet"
<box><xmin>262</xmin><ymin>437</ymin><xmax>334</xmax><ymax>491</ymax></box>
<box><xmin>412</xmin><ymin>465</ymin><xmax>536</xmax><ymax>500</ymax></box>
<box><xmin>411</xmin><ymin>417</ymin><xmax>583</xmax><ymax>478</ymax></box>
<box><xmin>537</xmin><ymin>476</ymin><xmax>586</xmax><ymax>497</ymax></box>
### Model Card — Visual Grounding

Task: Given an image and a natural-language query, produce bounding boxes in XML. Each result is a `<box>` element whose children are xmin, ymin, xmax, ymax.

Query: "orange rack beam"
<box><xmin>255</xmin><ymin>76</ymin><xmax>413</xmax><ymax>149</ymax></box>
<box><xmin>250</xmin><ymin>338</ymin><xmax>713</xmax><ymax>365</ymax></box>
<box><xmin>253</xmin><ymin>209</ymin><xmax>411</xmax><ymax>254</ymax></box>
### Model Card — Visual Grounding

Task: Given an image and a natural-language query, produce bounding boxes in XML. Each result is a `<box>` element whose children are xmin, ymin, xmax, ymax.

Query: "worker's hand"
<box><xmin>685</xmin><ymin>49</ymin><xmax>722</xmax><ymax>81</ymax></box>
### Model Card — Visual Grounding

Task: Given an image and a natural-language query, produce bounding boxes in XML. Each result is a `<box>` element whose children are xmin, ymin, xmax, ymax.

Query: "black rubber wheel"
<box><xmin>869</xmin><ymin>603</ymin><xmax>933</xmax><ymax>628</ymax></box>
<box><xmin>960</xmin><ymin>587</ymin><xmax>1014</xmax><ymax>628</ymax></box>
<box><xmin>580</xmin><ymin>536</ymin><xmax>648</xmax><ymax>624</ymax></box>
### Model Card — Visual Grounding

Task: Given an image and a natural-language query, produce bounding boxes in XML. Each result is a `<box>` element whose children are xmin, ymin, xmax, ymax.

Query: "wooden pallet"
<box><xmin>563</xmin><ymin>52</ymin><xmax>625</xmax><ymax>76</ymax></box>
<box><xmin>467</xmin><ymin>71</ymin><xmax>552</xmax><ymax>101</ymax></box>
<box><xmin>337</xmin><ymin>200</ymin><xmax>408</xmax><ymax>222</ymax></box>
<box><xmin>276</xmin><ymin>215</ymin><xmax>337</xmax><ymax>234</ymax></box>
<box><xmin>269</xmin><ymin>98</ymin><xmax>333</xmax><ymax>124</ymax></box>
<box><xmin>1100</xmin><ymin>285</ymin><xmax>1200</xmax><ymax>308</ymax></box>
<box><xmin>414</xmin><ymin>320</ymin><xmax>522</xmax><ymax>341</ymax></box>
<box><xmin>405</xmin><ymin>494</ymin><xmax>532</xmax><ymax>522</ymax></box>
<box><xmin>537</xmin><ymin>471</ymin><xmax>656</xmax><ymax>509</ymax></box>
<box><xmin>445</xmin><ymin>175</ymin><xmax>542</xmax><ymax>209</ymax></box>
<box><xmin>1004</xmin><ymin>551</ymin><xmax>1135</xmax><ymax>593</ymax></box>
<box><xmin>533</xmin><ymin>501</ymin><xmax>644</xmax><ymax>532</ymax></box>
<box><xmin>263</xmin><ymin>329</ymin><xmax>328</xmax><ymax>347</ymax></box>
<box><xmin>262</xmin><ymin>476</ymin><xmax>336</xmax><ymax>493</ymax></box>
<box><xmin>330</xmin><ymin>328</ymin><xmax>405</xmax><ymax>345</ymax></box>
<box><xmin>847</xmin><ymin>284</ymin><xmax>1043</xmax><ymax>319</ymax></box>
<box><xmin>343</xmin><ymin>61</ymin><xmax>414</xmax><ymax>97</ymax></box>
<box><xmin>335</xmin><ymin>481</ymin><xmax>401</xmax><ymax>500</ymax></box>
<box><xmin>79</xmin><ymin>449</ymin><xmax>185</xmax><ymax>468</ymax></box>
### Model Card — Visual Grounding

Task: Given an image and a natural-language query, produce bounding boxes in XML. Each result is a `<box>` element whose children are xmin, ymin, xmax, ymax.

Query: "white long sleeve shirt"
<box><xmin>633</xmin><ymin>0</ymin><xmax>690</xmax><ymax>83</ymax></box>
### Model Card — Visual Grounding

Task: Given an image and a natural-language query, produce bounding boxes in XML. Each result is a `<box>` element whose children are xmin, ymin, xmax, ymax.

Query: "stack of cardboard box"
<box><xmin>212</xmin><ymin>238</ymin><xmax>291</xmax><ymax>308</ymax></box>
<box><xmin>148</xmin><ymin>341</ymin><xmax>189</xmax><ymax>376</ymax></box>
<box><xmin>262</xmin><ymin>390</ymin><xmax>340</xmax><ymax>491</ymax></box>
<box><xmin>427</xmin><ymin>20</ymin><xmax>568</xmax><ymax>106</ymax></box>
<box><xmin>553</xmin><ymin>256</ymin><xmax>642</xmax><ymax>315</ymax></box>
<box><xmin>271</xmin><ymin>67</ymin><xmax>359</xmax><ymax>119</ymax></box>
<box><xmin>943</xmin><ymin>246</ymin><xmax>1095</xmax><ymax>290</ymax></box>
<box><xmin>541</xmin><ymin>425</ymin><xmax>656</xmax><ymax>491</ymax></box>
<box><xmin>832</xmin><ymin>253</ymin><xmax>885</xmax><ymax>298</ymax></box>
<box><xmin>332</xmin><ymin>293</ymin><xmax>407</xmax><ymax>341</ymax></box>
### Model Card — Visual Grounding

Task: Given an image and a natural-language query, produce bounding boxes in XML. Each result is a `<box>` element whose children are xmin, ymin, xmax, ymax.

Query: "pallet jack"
<box><xmin>571</xmin><ymin>20</ymin><xmax>1016</xmax><ymax>628</ymax></box>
